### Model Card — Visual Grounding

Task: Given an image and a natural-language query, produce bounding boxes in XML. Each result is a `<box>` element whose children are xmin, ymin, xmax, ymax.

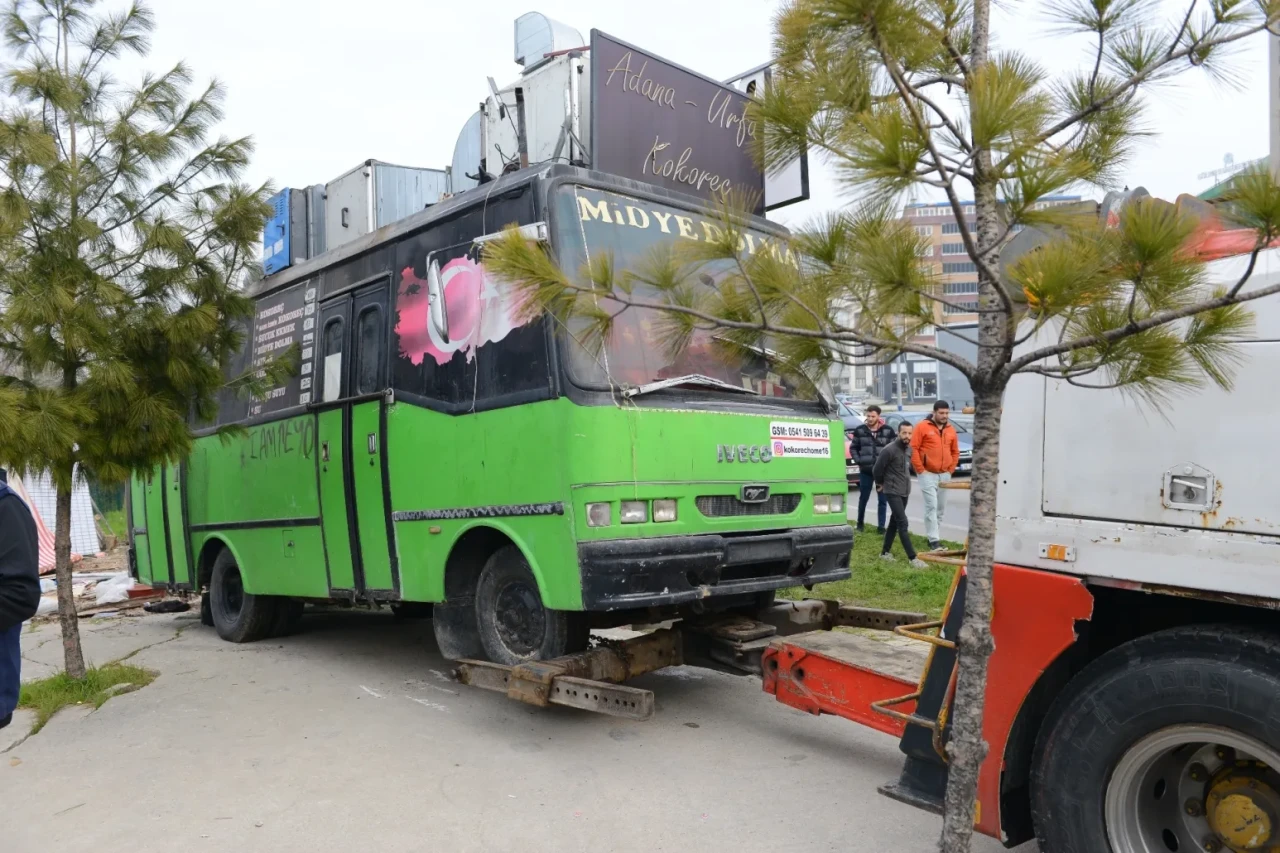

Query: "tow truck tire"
<box><xmin>1031</xmin><ymin>625</ymin><xmax>1280</xmax><ymax>853</ymax></box>
<box><xmin>209</xmin><ymin>549</ymin><xmax>277</xmax><ymax>644</ymax></box>
<box><xmin>475</xmin><ymin>546</ymin><xmax>588</xmax><ymax>665</ymax></box>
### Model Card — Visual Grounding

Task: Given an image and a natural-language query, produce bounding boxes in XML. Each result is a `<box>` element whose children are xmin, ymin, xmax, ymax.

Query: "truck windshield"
<box><xmin>552</xmin><ymin>185</ymin><xmax>817</xmax><ymax>402</ymax></box>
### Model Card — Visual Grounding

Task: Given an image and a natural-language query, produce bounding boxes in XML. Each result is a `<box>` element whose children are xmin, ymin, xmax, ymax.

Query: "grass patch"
<box><xmin>18</xmin><ymin>663</ymin><xmax>156</xmax><ymax>733</ymax></box>
<box><xmin>100</xmin><ymin>508</ymin><xmax>126</xmax><ymax>541</ymax></box>
<box><xmin>780</xmin><ymin>523</ymin><xmax>962</xmax><ymax>618</ymax></box>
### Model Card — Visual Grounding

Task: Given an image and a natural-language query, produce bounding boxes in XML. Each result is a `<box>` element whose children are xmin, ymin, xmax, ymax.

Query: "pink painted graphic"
<box><xmin>395</xmin><ymin>256</ymin><xmax>529</xmax><ymax>367</ymax></box>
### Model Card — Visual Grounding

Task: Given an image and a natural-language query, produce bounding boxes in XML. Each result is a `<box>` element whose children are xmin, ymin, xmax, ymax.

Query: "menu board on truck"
<box><xmin>248</xmin><ymin>280</ymin><xmax>318</xmax><ymax>417</ymax></box>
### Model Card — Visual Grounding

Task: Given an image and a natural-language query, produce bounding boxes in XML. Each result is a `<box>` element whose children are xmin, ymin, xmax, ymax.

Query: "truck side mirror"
<box><xmin>427</xmin><ymin>257</ymin><xmax>450</xmax><ymax>343</ymax></box>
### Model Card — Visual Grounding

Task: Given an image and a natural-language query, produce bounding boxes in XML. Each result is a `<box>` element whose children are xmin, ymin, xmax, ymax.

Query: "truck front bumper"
<box><xmin>578</xmin><ymin>524</ymin><xmax>854</xmax><ymax>611</ymax></box>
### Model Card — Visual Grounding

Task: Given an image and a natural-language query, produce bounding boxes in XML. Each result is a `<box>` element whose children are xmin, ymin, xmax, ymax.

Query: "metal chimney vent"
<box><xmin>513</xmin><ymin>12</ymin><xmax>583</xmax><ymax>72</ymax></box>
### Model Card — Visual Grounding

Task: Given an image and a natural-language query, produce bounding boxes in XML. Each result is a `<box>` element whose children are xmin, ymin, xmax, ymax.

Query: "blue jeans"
<box><xmin>918</xmin><ymin>471</ymin><xmax>951</xmax><ymax>543</ymax></box>
<box><xmin>857</xmin><ymin>471</ymin><xmax>887</xmax><ymax>529</ymax></box>
<box><xmin>0</xmin><ymin>624</ymin><xmax>20</xmax><ymax>727</ymax></box>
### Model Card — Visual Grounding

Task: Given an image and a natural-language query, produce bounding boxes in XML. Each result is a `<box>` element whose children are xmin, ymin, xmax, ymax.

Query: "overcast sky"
<box><xmin>127</xmin><ymin>0</ymin><xmax>1271</xmax><ymax>227</ymax></box>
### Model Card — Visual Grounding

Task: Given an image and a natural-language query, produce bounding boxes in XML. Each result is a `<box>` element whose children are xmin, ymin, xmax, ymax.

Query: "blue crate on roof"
<box><xmin>262</xmin><ymin>188</ymin><xmax>294</xmax><ymax>275</ymax></box>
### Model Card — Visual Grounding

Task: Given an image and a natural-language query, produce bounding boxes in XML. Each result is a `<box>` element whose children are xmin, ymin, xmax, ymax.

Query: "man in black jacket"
<box><xmin>0</xmin><ymin>469</ymin><xmax>41</xmax><ymax>729</ymax></box>
<box><xmin>872</xmin><ymin>424</ymin><xmax>928</xmax><ymax>568</ymax></box>
<box><xmin>850</xmin><ymin>406</ymin><xmax>896</xmax><ymax>533</ymax></box>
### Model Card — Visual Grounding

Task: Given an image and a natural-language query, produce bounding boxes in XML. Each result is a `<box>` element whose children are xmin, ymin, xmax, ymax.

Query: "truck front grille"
<box><xmin>695</xmin><ymin>494</ymin><xmax>801</xmax><ymax>518</ymax></box>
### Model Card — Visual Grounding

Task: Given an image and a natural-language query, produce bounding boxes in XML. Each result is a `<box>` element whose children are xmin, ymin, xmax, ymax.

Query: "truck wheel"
<box><xmin>1031</xmin><ymin>625</ymin><xmax>1280</xmax><ymax>853</ymax></box>
<box><xmin>269</xmin><ymin>599</ymin><xmax>305</xmax><ymax>638</ymax></box>
<box><xmin>209</xmin><ymin>549</ymin><xmax>277</xmax><ymax>643</ymax></box>
<box><xmin>474</xmin><ymin>546</ymin><xmax>587</xmax><ymax>665</ymax></box>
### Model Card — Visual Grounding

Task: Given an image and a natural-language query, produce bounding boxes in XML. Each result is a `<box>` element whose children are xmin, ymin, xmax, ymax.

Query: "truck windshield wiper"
<box><xmin>620</xmin><ymin>374</ymin><xmax>763</xmax><ymax>399</ymax></box>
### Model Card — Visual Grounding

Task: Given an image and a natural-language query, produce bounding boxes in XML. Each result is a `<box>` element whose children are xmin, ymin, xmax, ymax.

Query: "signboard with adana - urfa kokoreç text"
<box><xmin>590</xmin><ymin>31</ymin><xmax>765</xmax><ymax>215</ymax></box>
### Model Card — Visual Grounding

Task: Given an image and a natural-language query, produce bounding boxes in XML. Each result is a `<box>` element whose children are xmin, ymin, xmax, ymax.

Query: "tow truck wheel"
<box><xmin>1031</xmin><ymin>625</ymin><xmax>1280</xmax><ymax>853</ymax></box>
<box><xmin>475</xmin><ymin>545</ymin><xmax>587</xmax><ymax>665</ymax></box>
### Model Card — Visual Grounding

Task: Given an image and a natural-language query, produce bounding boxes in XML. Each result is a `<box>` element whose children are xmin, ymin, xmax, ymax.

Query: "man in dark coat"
<box><xmin>872</xmin><ymin>424</ymin><xmax>928</xmax><ymax>568</ymax></box>
<box><xmin>0</xmin><ymin>469</ymin><xmax>41</xmax><ymax>729</ymax></box>
<box><xmin>850</xmin><ymin>405</ymin><xmax>896</xmax><ymax>533</ymax></box>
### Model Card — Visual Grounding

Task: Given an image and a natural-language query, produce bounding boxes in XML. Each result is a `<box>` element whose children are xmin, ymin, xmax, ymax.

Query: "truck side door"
<box><xmin>315</xmin><ymin>278</ymin><xmax>398</xmax><ymax>598</ymax></box>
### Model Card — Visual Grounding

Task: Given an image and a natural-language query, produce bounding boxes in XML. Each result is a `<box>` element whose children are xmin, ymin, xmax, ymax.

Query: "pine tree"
<box><xmin>484</xmin><ymin>1</ymin><xmax>1280</xmax><ymax>848</ymax></box>
<box><xmin>0</xmin><ymin>0</ymin><xmax>273</xmax><ymax>678</ymax></box>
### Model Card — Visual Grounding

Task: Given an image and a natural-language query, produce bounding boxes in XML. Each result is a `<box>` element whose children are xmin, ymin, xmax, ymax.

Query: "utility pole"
<box><xmin>1271</xmin><ymin>32</ymin><xmax>1280</xmax><ymax>180</ymax></box>
<box><xmin>896</xmin><ymin>354</ymin><xmax>905</xmax><ymax>411</ymax></box>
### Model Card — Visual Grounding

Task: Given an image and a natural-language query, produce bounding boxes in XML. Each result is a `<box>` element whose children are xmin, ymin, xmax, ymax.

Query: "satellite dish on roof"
<box><xmin>450</xmin><ymin>109</ymin><xmax>483</xmax><ymax>194</ymax></box>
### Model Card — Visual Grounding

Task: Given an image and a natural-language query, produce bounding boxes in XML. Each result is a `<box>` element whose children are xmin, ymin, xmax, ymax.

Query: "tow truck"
<box><xmin>457</xmin><ymin>192</ymin><xmax>1280</xmax><ymax>853</ymax></box>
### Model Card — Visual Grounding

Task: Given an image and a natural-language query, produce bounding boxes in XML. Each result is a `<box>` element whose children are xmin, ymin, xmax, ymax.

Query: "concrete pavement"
<box><xmin>3</xmin><ymin>610</ymin><xmax>1026</xmax><ymax>853</ymax></box>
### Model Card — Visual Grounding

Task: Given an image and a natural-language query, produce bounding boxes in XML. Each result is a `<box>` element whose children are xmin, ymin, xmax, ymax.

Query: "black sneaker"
<box><xmin>876</xmin><ymin>527</ymin><xmax>885</xmax><ymax>535</ymax></box>
<box><xmin>856</xmin><ymin>523</ymin><xmax>865</xmax><ymax>532</ymax></box>
<box><xmin>928</xmin><ymin>540</ymin><xmax>942</xmax><ymax>551</ymax></box>
<box><xmin>0</xmin><ymin>712</ymin><xmax>10</xmax><ymax>730</ymax></box>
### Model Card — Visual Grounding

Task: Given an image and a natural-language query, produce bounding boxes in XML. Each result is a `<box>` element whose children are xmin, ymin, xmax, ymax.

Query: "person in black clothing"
<box><xmin>872</xmin><ymin>424</ymin><xmax>927</xmax><ymax>568</ymax></box>
<box><xmin>0</xmin><ymin>468</ymin><xmax>41</xmax><ymax>729</ymax></box>
<box><xmin>850</xmin><ymin>405</ymin><xmax>896</xmax><ymax>533</ymax></box>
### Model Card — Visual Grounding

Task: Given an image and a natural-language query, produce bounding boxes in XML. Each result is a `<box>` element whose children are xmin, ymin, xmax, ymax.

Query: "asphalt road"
<box><xmin>4</xmin><ymin>611</ymin><xmax>1023</xmax><ymax>853</ymax></box>
<box><xmin>847</xmin><ymin>479</ymin><xmax>971</xmax><ymax>544</ymax></box>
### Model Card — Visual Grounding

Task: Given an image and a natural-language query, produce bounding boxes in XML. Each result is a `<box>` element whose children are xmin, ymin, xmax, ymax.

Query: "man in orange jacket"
<box><xmin>909</xmin><ymin>400</ymin><xmax>960</xmax><ymax>550</ymax></box>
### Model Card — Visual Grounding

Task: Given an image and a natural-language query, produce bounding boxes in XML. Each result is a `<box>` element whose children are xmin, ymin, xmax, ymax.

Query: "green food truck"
<box><xmin>129</xmin><ymin>165</ymin><xmax>852</xmax><ymax>664</ymax></box>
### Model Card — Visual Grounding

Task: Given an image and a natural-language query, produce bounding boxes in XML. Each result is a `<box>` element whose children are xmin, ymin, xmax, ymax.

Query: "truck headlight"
<box><xmin>652</xmin><ymin>499</ymin><xmax>677</xmax><ymax>522</ymax></box>
<box><xmin>829</xmin><ymin>492</ymin><xmax>844</xmax><ymax>513</ymax></box>
<box><xmin>620</xmin><ymin>500</ymin><xmax>648</xmax><ymax>524</ymax></box>
<box><xmin>586</xmin><ymin>502</ymin><xmax>612</xmax><ymax>527</ymax></box>
<box><xmin>813</xmin><ymin>494</ymin><xmax>831</xmax><ymax>514</ymax></box>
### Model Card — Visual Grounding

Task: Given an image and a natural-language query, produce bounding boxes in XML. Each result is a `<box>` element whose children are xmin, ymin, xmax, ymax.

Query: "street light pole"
<box><xmin>897</xmin><ymin>354</ymin><xmax>905</xmax><ymax>411</ymax></box>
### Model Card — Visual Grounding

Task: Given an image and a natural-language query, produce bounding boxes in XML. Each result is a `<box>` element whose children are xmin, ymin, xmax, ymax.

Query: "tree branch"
<box><xmin>872</xmin><ymin>39</ymin><xmax>1015</xmax><ymax>315</ymax></box>
<box><xmin>936</xmin><ymin>27</ymin><xmax>971</xmax><ymax>78</ymax></box>
<box><xmin>1008</xmin><ymin>275</ymin><xmax>1280</xmax><ymax>375</ymax></box>
<box><xmin>888</xmin><ymin>64</ymin><xmax>972</xmax><ymax>155</ymax></box>
<box><xmin>1087</xmin><ymin>27</ymin><xmax>1105</xmax><ymax>102</ymax></box>
<box><xmin>1226</xmin><ymin>242</ymin><xmax>1265</xmax><ymax>299</ymax></box>
<box><xmin>1012</xmin><ymin>16</ymin><xmax>1270</xmax><ymax>171</ymax></box>
<box><xmin>935</xmin><ymin>323</ymin><xmax>982</xmax><ymax>346</ymax></box>
<box><xmin>909</xmin><ymin>74</ymin><xmax>967</xmax><ymax>90</ymax></box>
<box><xmin>557</xmin><ymin>279</ymin><xmax>979</xmax><ymax>377</ymax></box>
<box><xmin>1169</xmin><ymin>0</ymin><xmax>1199</xmax><ymax>60</ymax></box>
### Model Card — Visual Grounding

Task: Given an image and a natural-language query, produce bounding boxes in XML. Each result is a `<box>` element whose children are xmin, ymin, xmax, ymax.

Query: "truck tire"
<box><xmin>209</xmin><ymin>549</ymin><xmax>277</xmax><ymax>644</ymax></box>
<box><xmin>269</xmin><ymin>599</ymin><xmax>305</xmax><ymax>638</ymax></box>
<box><xmin>474</xmin><ymin>545</ymin><xmax>587</xmax><ymax>665</ymax></box>
<box><xmin>1031</xmin><ymin>625</ymin><xmax>1280</xmax><ymax>853</ymax></box>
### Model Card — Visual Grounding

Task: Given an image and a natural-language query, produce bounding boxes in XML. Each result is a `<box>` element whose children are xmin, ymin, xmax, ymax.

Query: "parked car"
<box><xmin>837</xmin><ymin>401</ymin><xmax>863</xmax><ymax>431</ymax></box>
<box><xmin>838</xmin><ymin>403</ymin><xmax>863</xmax><ymax>484</ymax></box>
<box><xmin>880</xmin><ymin>412</ymin><xmax>974</xmax><ymax>475</ymax></box>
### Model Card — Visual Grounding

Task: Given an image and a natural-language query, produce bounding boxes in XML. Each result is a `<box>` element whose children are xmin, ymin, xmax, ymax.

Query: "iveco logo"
<box><xmin>717</xmin><ymin>444</ymin><xmax>773</xmax><ymax>463</ymax></box>
<box><xmin>740</xmin><ymin>484</ymin><xmax>771</xmax><ymax>504</ymax></box>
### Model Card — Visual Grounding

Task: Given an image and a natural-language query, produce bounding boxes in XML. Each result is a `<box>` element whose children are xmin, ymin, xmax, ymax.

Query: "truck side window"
<box><xmin>391</xmin><ymin>238</ymin><xmax>550</xmax><ymax>408</ymax></box>
<box><xmin>322</xmin><ymin>316</ymin><xmax>344</xmax><ymax>402</ymax></box>
<box><xmin>355</xmin><ymin>304</ymin><xmax>383</xmax><ymax>395</ymax></box>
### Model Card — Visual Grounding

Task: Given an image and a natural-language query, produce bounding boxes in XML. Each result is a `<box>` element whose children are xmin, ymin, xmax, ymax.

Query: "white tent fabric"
<box><xmin>9</xmin><ymin>469</ymin><xmax>98</xmax><ymax>568</ymax></box>
<box><xmin>7</xmin><ymin>474</ymin><xmax>58</xmax><ymax>571</ymax></box>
